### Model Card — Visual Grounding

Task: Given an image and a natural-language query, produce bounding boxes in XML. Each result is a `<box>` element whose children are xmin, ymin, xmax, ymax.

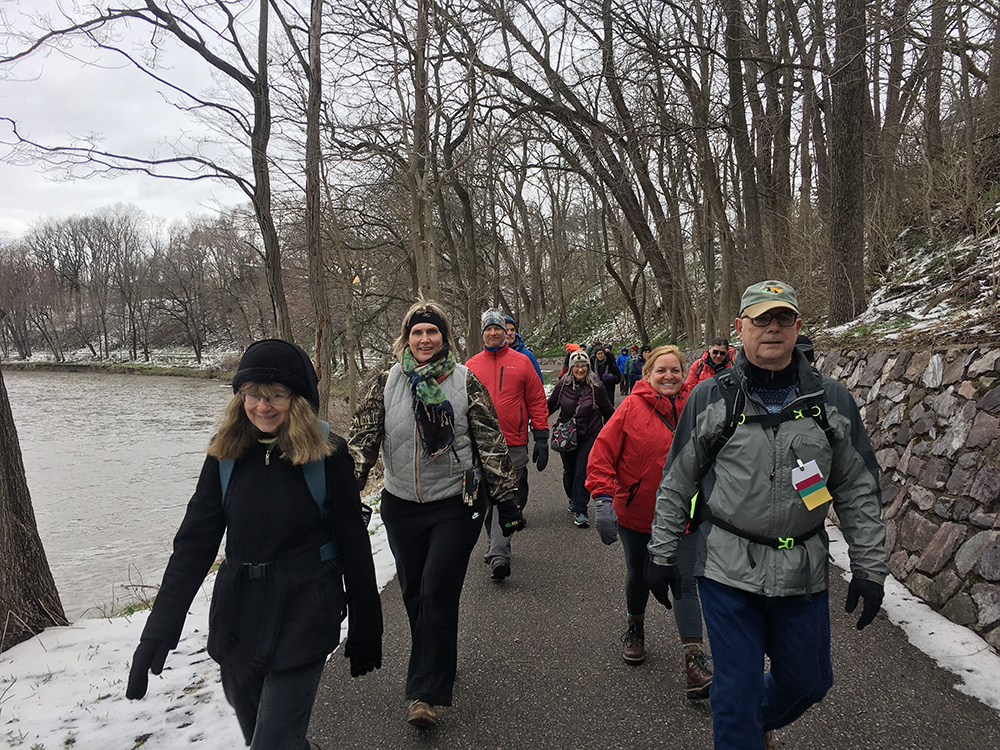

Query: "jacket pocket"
<box><xmin>625</xmin><ymin>479</ymin><xmax>642</xmax><ymax>507</ymax></box>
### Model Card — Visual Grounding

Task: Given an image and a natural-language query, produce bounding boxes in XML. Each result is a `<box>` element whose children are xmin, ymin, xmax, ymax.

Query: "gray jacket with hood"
<box><xmin>648</xmin><ymin>349</ymin><xmax>888</xmax><ymax>597</ymax></box>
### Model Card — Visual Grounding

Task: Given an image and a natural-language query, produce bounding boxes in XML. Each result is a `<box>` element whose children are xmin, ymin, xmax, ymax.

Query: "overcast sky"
<box><xmin>0</xmin><ymin>2</ymin><xmax>251</xmax><ymax>242</ymax></box>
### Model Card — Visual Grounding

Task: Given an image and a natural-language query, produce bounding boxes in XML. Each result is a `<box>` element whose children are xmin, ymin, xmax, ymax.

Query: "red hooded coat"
<box><xmin>585</xmin><ymin>377</ymin><xmax>693</xmax><ymax>533</ymax></box>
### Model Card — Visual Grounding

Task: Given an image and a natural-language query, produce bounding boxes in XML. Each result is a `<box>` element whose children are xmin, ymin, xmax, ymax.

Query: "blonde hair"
<box><xmin>642</xmin><ymin>345</ymin><xmax>686</xmax><ymax>379</ymax></box>
<box><xmin>207</xmin><ymin>382</ymin><xmax>333</xmax><ymax>465</ymax></box>
<box><xmin>392</xmin><ymin>299</ymin><xmax>458</xmax><ymax>361</ymax></box>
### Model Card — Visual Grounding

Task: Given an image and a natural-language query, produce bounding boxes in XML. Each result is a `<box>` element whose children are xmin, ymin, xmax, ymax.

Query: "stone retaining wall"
<box><xmin>816</xmin><ymin>347</ymin><xmax>1000</xmax><ymax>652</ymax></box>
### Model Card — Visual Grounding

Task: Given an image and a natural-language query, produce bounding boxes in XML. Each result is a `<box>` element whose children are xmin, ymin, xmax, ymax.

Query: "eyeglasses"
<box><xmin>243</xmin><ymin>392</ymin><xmax>292</xmax><ymax>407</ymax></box>
<box><xmin>742</xmin><ymin>310</ymin><xmax>798</xmax><ymax>328</ymax></box>
<box><xmin>709</xmin><ymin>349</ymin><xmax>727</xmax><ymax>358</ymax></box>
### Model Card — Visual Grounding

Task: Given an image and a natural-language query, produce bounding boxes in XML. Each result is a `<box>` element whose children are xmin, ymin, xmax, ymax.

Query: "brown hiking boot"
<box><xmin>407</xmin><ymin>700</ymin><xmax>437</xmax><ymax>729</ymax></box>
<box><xmin>621</xmin><ymin>615</ymin><xmax>645</xmax><ymax>665</ymax></box>
<box><xmin>683</xmin><ymin>642</ymin><xmax>713</xmax><ymax>700</ymax></box>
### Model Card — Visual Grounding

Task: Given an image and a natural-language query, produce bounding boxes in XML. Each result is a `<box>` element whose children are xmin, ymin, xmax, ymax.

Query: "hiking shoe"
<box><xmin>621</xmin><ymin>615</ymin><xmax>645</xmax><ymax>665</ymax></box>
<box><xmin>407</xmin><ymin>700</ymin><xmax>437</xmax><ymax>729</ymax></box>
<box><xmin>567</xmin><ymin>502</ymin><xmax>574</xmax><ymax>512</ymax></box>
<box><xmin>573</xmin><ymin>513</ymin><xmax>589</xmax><ymax>528</ymax></box>
<box><xmin>490</xmin><ymin>557</ymin><xmax>511</xmax><ymax>581</ymax></box>
<box><xmin>683</xmin><ymin>643</ymin><xmax>713</xmax><ymax>700</ymax></box>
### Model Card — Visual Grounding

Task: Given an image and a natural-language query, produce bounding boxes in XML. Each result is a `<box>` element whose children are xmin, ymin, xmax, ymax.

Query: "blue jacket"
<box><xmin>511</xmin><ymin>333</ymin><xmax>544</xmax><ymax>384</ymax></box>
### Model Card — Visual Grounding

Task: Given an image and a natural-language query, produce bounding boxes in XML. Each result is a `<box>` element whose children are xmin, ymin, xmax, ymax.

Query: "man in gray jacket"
<box><xmin>647</xmin><ymin>280</ymin><xmax>888</xmax><ymax>750</ymax></box>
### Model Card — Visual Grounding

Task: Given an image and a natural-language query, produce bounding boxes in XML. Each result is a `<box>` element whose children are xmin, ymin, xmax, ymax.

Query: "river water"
<box><xmin>3</xmin><ymin>369</ymin><xmax>233</xmax><ymax>622</ymax></box>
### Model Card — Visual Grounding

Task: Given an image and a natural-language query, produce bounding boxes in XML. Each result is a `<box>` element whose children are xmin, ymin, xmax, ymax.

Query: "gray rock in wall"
<box><xmin>976</xmin><ymin>537</ymin><xmax>1000</xmax><ymax>581</ymax></box>
<box><xmin>899</xmin><ymin>510</ymin><xmax>940</xmax><ymax>552</ymax></box>
<box><xmin>915</xmin><ymin>521</ymin><xmax>967</xmax><ymax>575</ymax></box>
<box><xmin>906</xmin><ymin>351</ymin><xmax>932</xmax><ymax>381</ymax></box>
<box><xmin>929</xmin><ymin>569</ymin><xmax>963</xmax><ymax>607</ymax></box>
<box><xmin>955</xmin><ymin>530</ymin><xmax>999</xmax><ymax>577</ymax></box>
<box><xmin>968</xmin><ymin>463</ymin><xmax>1000</xmax><ymax>505</ymax></box>
<box><xmin>980</xmin><ymin>386</ymin><xmax>1000</xmax><ymax>414</ymax></box>
<box><xmin>969</xmin><ymin>350</ymin><xmax>1000</xmax><ymax>377</ymax></box>
<box><xmin>922</xmin><ymin>353</ymin><xmax>944</xmax><ymax>388</ymax></box>
<box><xmin>966</xmin><ymin>412</ymin><xmax>1000</xmax><ymax>449</ymax></box>
<box><xmin>942</xmin><ymin>352</ymin><xmax>967</xmax><ymax>385</ymax></box>
<box><xmin>942</xmin><ymin>592</ymin><xmax>977</xmax><ymax>626</ymax></box>
<box><xmin>971</xmin><ymin>583</ymin><xmax>1000</xmax><ymax>629</ymax></box>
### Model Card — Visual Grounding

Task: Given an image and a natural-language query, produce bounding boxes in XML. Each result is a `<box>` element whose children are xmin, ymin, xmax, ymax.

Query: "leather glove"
<box><xmin>646</xmin><ymin>559</ymin><xmax>681</xmax><ymax>610</ymax></box>
<box><xmin>344</xmin><ymin>634</ymin><xmax>383</xmax><ymax>677</ymax></box>
<box><xmin>845</xmin><ymin>577</ymin><xmax>884</xmax><ymax>630</ymax></box>
<box><xmin>593</xmin><ymin>496</ymin><xmax>618</xmax><ymax>545</ymax></box>
<box><xmin>496</xmin><ymin>499</ymin><xmax>525</xmax><ymax>536</ymax></box>
<box><xmin>531</xmin><ymin>430</ymin><xmax>549</xmax><ymax>472</ymax></box>
<box><xmin>126</xmin><ymin>639</ymin><xmax>171</xmax><ymax>700</ymax></box>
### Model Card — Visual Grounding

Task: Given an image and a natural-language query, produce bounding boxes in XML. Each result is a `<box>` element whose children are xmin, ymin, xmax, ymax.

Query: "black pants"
<box><xmin>560</xmin><ymin>435</ymin><xmax>596</xmax><ymax>516</ymax></box>
<box><xmin>220</xmin><ymin>658</ymin><xmax>326</xmax><ymax>750</ymax></box>
<box><xmin>381</xmin><ymin>489</ymin><xmax>486</xmax><ymax>706</ymax></box>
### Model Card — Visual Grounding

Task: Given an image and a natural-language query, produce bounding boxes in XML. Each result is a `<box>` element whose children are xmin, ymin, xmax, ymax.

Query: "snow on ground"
<box><xmin>2</xmin><ymin>518</ymin><xmax>998</xmax><ymax>749</ymax></box>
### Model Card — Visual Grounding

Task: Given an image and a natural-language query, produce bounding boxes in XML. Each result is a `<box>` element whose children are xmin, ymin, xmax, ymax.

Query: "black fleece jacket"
<box><xmin>140</xmin><ymin>433</ymin><xmax>382</xmax><ymax>672</ymax></box>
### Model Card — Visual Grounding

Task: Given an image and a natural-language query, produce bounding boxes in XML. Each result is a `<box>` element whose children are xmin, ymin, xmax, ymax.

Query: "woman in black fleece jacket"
<box><xmin>126</xmin><ymin>339</ymin><xmax>382</xmax><ymax>750</ymax></box>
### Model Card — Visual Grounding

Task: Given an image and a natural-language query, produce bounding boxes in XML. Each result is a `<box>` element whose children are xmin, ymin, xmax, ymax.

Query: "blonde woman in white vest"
<box><xmin>348</xmin><ymin>300</ymin><xmax>520</xmax><ymax>730</ymax></box>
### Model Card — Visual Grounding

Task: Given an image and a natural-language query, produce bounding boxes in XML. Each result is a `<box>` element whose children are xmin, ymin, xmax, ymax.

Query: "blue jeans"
<box><xmin>698</xmin><ymin>577</ymin><xmax>833</xmax><ymax>749</ymax></box>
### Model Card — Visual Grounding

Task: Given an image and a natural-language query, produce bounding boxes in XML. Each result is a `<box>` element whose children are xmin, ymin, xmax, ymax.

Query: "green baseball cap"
<box><xmin>740</xmin><ymin>280</ymin><xmax>799</xmax><ymax>318</ymax></box>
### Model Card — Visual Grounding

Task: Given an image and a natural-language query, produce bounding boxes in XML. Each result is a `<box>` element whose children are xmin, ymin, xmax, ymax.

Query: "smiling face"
<box><xmin>242</xmin><ymin>385</ymin><xmax>293</xmax><ymax>434</ymax></box>
<box><xmin>483</xmin><ymin>324</ymin><xmax>506</xmax><ymax>349</ymax></box>
<box><xmin>408</xmin><ymin>323</ymin><xmax>444</xmax><ymax>364</ymax></box>
<box><xmin>571</xmin><ymin>363</ymin><xmax>589</xmax><ymax>382</ymax></box>
<box><xmin>735</xmin><ymin>307</ymin><xmax>802</xmax><ymax>370</ymax></box>
<box><xmin>645</xmin><ymin>353</ymin><xmax>684</xmax><ymax>396</ymax></box>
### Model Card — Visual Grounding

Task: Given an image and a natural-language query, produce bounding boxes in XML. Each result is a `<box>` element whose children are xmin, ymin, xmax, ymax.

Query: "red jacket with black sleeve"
<box><xmin>466</xmin><ymin>344</ymin><xmax>549</xmax><ymax>447</ymax></box>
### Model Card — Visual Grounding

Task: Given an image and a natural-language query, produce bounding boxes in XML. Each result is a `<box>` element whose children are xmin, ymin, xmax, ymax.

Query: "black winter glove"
<box><xmin>845</xmin><ymin>577</ymin><xmax>884</xmax><ymax>630</ymax></box>
<box><xmin>646</xmin><ymin>559</ymin><xmax>681</xmax><ymax>610</ymax></box>
<box><xmin>496</xmin><ymin>499</ymin><xmax>525</xmax><ymax>536</ymax></box>
<box><xmin>126</xmin><ymin>639</ymin><xmax>171</xmax><ymax>700</ymax></box>
<box><xmin>344</xmin><ymin>633</ymin><xmax>383</xmax><ymax>677</ymax></box>
<box><xmin>531</xmin><ymin>430</ymin><xmax>549</xmax><ymax>472</ymax></box>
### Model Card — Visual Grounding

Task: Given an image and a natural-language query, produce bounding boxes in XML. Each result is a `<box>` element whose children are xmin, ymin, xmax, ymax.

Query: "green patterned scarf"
<box><xmin>401</xmin><ymin>345</ymin><xmax>458</xmax><ymax>458</ymax></box>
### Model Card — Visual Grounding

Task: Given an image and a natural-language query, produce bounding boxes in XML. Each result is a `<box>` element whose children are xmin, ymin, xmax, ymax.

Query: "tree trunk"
<box><xmin>828</xmin><ymin>0</ymin><xmax>867</xmax><ymax>324</ymax></box>
<box><xmin>0</xmin><ymin>369</ymin><xmax>67</xmax><ymax>651</ymax></box>
<box><xmin>305</xmin><ymin>0</ymin><xmax>332</xmax><ymax>418</ymax></box>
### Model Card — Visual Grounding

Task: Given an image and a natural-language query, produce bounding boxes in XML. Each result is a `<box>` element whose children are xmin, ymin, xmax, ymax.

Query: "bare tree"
<box><xmin>0</xmin><ymin>369</ymin><xmax>67</xmax><ymax>651</ymax></box>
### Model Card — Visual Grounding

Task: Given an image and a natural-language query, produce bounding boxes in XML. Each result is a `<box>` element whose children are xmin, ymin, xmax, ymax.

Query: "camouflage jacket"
<box><xmin>348</xmin><ymin>364</ymin><xmax>517</xmax><ymax>506</ymax></box>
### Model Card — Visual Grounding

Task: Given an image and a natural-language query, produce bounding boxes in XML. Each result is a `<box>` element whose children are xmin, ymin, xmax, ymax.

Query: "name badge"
<box><xmin>791</xmin><ymin>459</ymin><xmax>832</xmax><ymax>510</ymax></box>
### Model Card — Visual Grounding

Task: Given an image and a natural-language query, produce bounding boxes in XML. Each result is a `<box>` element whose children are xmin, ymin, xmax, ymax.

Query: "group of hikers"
<box><xmin>125</xmin><ymin>279</ymin><xmax>887</xmax><ymax>750</ymax></box>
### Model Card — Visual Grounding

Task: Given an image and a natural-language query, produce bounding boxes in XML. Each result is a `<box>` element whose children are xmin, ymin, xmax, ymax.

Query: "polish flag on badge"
<box><xmin>791</xmin><ymin>459</ymin><xmax>832</xmax><ymax>510</ymax></box>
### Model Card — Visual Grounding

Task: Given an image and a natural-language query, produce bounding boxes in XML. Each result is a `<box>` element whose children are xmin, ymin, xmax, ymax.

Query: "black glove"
<box><xmin>496</xmin><ymin>499</ymin><xmax>525</xmax><ymax>536</ymax></box>
<box><xmin>845</xmin><ymin>577</ymin><xmax>884</xmax><ymax>630</ymax></box>
<box><xmin>646</xmin><ymin>559</ymin><xmax>681</xmax><ymax>610</ymax></box>
<box><xmin>126</xmin><ymin>639</ymin><xmax>171</xmax><ymax>700</ymax></box>
<box><xmin>531</xmin><ymin>430</ymin><xmax>549</xmax><ymax>472</ymax></box>
<box><xmin>344</xmin><ymin>633</ymin><xmax>383</xmax><ymax>677</ymax></box>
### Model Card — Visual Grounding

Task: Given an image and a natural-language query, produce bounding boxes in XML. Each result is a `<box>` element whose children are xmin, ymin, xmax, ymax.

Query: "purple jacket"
<box><xmin>548</xmin><ymin>378</ymin><xmax>614</xmax><ymax>440</ymax></box>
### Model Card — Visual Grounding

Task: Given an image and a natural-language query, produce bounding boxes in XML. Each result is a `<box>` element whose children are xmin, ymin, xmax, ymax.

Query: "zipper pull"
<box><xmin>266</xmin><ymin>445</ymin><xmax>273</xmax><ymax>466</ymax></box>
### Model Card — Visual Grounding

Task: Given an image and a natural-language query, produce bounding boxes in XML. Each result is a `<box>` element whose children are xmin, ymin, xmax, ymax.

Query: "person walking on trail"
<box><xmin>688</xmin><ymin>337</ymin><xmax>734</xmax><ymax>385</ymax></box>
<box><xmin>504</xmin><ymin>314</ymin><xmax>545</xmax><ymax>384</ymax></box>
<box><xmin>467</xmin><ymin>309</ymin><xmax>550</xmax><ymax>582</ymax></box>
<box><xmin>628</xmin><ymin>345</ymin><xmax>650</xmax><ymax>391</ymax></box>
<box><xmin>616</xmin><ymin>347</ymin><xmax>630</xmax><ymax>387</ymax></box>
<box><xmin>591</xmin><ymin>346</ymin><xmax>622</xmax><ymax>407</ymax></box>
<box><xmin>348</xmin><ymin>300</ymin><xmax>521</xmax><ymax>730</ymax></box>
<box><xmin>621</xmin><ymin>345</ymin><xmax>639</xmax><ymax>396</ymax></box>
<box><xmin>586</xmin><ymin>345</ymin><xmax>713</xmax><ymax>699</ymax></box>
<box><xmin>548</xmin><ymin>349</ymin><xmax>614</xmax><ymax>528</ymax></box>
<box><xmin>126</xmin><ymin>339</ymin><xmax>382</xmax><ymax>750</ymax></box>
<box><xmin>647</xmin><ymin>280</ymin><xmax>888</xmax><ymax>750</ymax></box>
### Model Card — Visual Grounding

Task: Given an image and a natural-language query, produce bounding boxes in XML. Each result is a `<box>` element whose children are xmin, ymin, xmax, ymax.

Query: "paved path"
<box><xmin>310</xmin><ymin>459</ymin><xmax>1000</xmax><ymax>749</ymax></box>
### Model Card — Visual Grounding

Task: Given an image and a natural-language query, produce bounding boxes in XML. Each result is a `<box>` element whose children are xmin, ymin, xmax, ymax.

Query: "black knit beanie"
<box><xmin>231</xmin><ymin>339</ymin><xmax>320</xmax><ymax>411</ymax></box>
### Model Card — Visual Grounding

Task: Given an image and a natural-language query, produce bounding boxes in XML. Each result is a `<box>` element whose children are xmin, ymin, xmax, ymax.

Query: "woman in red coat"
<box><xmin>585</xmin><ymin>345</ymin><xmax>713</xmax><ymax>700</ymax></box>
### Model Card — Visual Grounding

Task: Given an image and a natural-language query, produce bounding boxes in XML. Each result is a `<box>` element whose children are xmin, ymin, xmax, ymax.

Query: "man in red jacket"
<box><xmin>467</xmin><ymin>309</ymin><xmax>550</xmax><ymax>581</ymax></box>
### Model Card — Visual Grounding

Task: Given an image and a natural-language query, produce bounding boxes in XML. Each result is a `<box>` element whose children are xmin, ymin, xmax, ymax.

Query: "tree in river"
<box><xmin>0</xmin><ymin>369</ymin><xmax>67</xmax><ymax>651</ymax></box>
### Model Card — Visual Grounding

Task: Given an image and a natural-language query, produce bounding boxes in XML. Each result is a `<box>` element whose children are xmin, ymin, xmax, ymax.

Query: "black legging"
<box><xmin>560</xmin><ymin>435</ymin><xmax>596</xmax><ymax>516</ymax></box>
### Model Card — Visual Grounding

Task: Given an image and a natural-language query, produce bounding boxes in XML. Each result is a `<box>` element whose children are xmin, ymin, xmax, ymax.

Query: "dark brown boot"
<box><xmin>683</xmin><ymin>642</ymin><xmax>712</xmax><ymax>700</ymax></box>
<box><xmin>621</xmin><ymin>615</ymin><xmax>645</xmax><ymax>665</ymax></box>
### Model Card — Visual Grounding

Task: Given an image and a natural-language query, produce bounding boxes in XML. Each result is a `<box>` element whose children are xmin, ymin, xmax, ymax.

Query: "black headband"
<box><xmin>406</xmin><ymin>310</ymin><xmax>449</xmax><ymax>340</ymax></box>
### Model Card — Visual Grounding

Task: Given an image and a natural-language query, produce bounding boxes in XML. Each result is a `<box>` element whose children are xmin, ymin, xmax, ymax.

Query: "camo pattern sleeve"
<box><xmin>347</xmin><ymin>371</ymin><xmax>389</xmax><ymax>490</ymax></box>
<box><xmin>466</xmin><ymin>370</ymin><xmax>517</xmax><ymax>506</ymax></box>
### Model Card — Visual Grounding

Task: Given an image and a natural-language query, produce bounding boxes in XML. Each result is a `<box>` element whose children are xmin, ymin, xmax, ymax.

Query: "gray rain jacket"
<box><xmin>649</xmin><ymin>349</ymin><xmax>888</xmax><ymax>597</ymax></box>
